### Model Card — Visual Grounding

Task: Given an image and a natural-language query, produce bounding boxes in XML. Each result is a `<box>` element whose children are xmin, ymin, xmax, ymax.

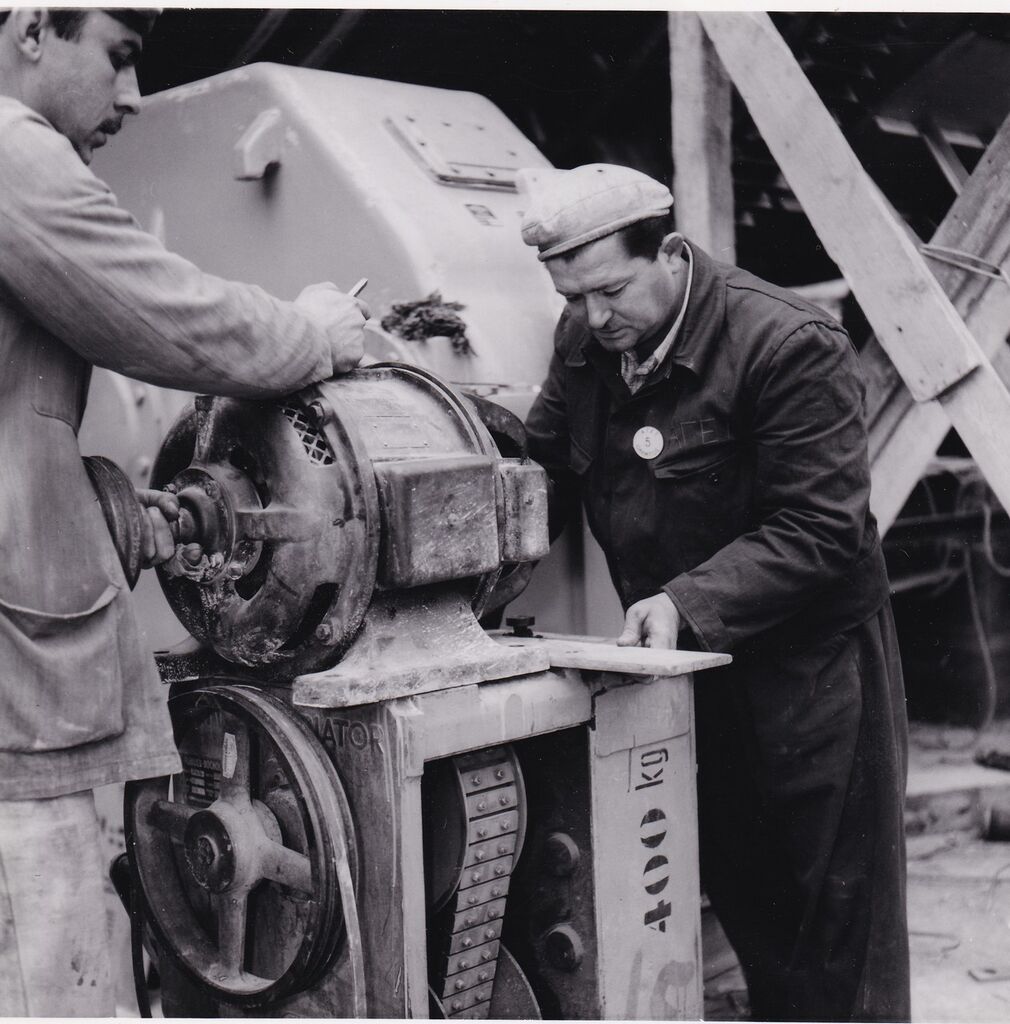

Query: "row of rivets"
<box><xmin>440</xmin><ymin>752</ymin><xmax>520</xmax><ymax>1020</ymax></box>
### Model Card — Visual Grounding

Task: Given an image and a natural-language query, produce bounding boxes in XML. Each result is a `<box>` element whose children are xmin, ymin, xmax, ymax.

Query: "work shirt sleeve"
<box><xmin>0</xmin><ymin>106</ymin><xmax>349</xmax><ymax>397</ymax></box>
<box><xmin>526</xmin><ymin>343</ymin><xmax>581</xmax><ymax>542</ymax></box>
<box><xmin>665</xmin><ymin>323</ymin><xmax>875</xmax><ymax>652</ymax></box>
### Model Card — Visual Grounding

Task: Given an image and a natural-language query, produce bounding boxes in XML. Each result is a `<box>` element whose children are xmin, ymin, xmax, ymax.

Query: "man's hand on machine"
<box><xmin>617</xmin><ymin>593</ymin><xmax>681</xmax><ymax>649</ymax></box>
<box><xmin>136</xmin><ymin>489</ymin><xmax>202</xmax><ymax>570</ymax></box>
<box><xmin>295</xmin><ymin>282</ymin><xmax>370</xmax><ymax>373</ymax></box>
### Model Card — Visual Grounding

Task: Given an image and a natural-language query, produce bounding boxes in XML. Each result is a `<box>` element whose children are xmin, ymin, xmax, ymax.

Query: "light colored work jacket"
<box><xmin>0</xmin><ymin>97</ymin><xmax>341</xmax><ymax>799</ymax></box>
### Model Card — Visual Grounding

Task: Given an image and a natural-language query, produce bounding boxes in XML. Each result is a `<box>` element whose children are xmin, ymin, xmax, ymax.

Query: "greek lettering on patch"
<box><xmin>667</xmin><ymin>418</ymin><xmax>726</xmax><ymax>449</ymax></box>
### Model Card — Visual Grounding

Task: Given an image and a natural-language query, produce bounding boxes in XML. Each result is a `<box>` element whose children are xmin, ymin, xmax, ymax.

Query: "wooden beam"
<box><xmin>669</xmin><ymin>12</ymin><xmax>736</xmax><ymax>263</ymax></box>
<box><xmin>865</xmin><ymin>112</ymin><xmax>1010</xmax><ymax>531</ymax></box>
<box><xmin>919</xmin><ymin>114</ymin><xmax>970</xmax><ymax>194</ymax></box>
<box><xmin>698</xmin><ymin>12</ymin><xmax>1010</xmax><ymax>521</ymax></box>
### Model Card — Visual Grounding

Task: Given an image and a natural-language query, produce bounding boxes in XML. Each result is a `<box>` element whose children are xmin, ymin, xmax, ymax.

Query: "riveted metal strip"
<box><xmin>448</xmin><ymin>923</ymin><xmax>501</xmax><ymax>956</ymax></box>
<box><xmin>434</xmin><ymin>747</ymin><xmax>524</xmax><ymax>1019</ymax></box>
<box><xmin>466</xmin><ymin>810</ymin><xmax>516</xmax><ymax>845</ymax></box>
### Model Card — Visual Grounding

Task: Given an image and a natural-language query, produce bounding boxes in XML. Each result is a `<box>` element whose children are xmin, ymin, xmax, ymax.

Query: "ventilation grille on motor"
<box><xmin>282</xmin><ymin>403</ymin><xmax>334</xmax><ymax>465</ymax></box>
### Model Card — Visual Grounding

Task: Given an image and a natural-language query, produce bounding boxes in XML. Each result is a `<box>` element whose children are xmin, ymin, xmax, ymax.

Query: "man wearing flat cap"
<box><xmin>0</xmin><ymin>8</ymin><xmax>369</xmax><ymax>1013</ymax></box>
<box><xmin>522</xmin><ymin>164</ymin><xmax>908</xmax><ymax>1022</ymax></box>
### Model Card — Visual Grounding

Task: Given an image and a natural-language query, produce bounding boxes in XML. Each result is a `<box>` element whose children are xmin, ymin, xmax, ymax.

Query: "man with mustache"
<box><xmin>0</xmin><ymin>8</ymin><xmax>367</xmax><ymax>1013</ymax></box>
<box><xmin>521</xmin><ymin>164</ymin><xmax>909</xmax><ymax>1022</ymax></box>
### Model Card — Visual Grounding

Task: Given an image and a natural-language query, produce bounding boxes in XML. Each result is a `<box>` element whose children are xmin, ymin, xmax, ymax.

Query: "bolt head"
<box><xmin>471</xmin><ymin>775</ymin><xmax>482</xmax><ymax>785</ymax></box>
<box><xmin>544</xmin><ymin>832</ymin><xmax>582</xmax><ymax>878</ymax></box>
<box><xmin>315</xmin><ymin>622</ymin><xmax>334</xmax><ymax>643</ymax></box>
<box><xmin>306</xmin><ymin>400</ymin><xmax>328</xmax><ymax>426</ymax></box>
<box><xmin>544</xmin><ymin>924</ymin><xmax>585</xmax><ymax>973</ymax></box>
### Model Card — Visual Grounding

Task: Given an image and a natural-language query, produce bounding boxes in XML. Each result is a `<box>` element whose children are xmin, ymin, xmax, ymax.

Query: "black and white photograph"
<box><xmin>2</xmin><ymin>5</ymin><xmax>1010</xmax><ymax>1020</ymax></box>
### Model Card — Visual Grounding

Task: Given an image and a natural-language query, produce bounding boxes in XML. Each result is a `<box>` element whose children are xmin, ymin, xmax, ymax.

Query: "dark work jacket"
<box><xmin>525</xmin><ymin>242</ymin><xmax>890</xmax><ymax>656</ymax></box>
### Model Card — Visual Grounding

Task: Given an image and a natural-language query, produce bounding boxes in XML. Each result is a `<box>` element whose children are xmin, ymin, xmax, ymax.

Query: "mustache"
<box><xmin>98</xmin><ymin>119</ymin><xmax>123</xmax><ymax>136</ymax></box>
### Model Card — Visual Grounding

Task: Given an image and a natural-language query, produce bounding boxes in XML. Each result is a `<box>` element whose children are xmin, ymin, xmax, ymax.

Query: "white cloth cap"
<box><xmin>518</xmin><ymin>163</ymin><xmax>673</xmax><ymax>261</ymax></box>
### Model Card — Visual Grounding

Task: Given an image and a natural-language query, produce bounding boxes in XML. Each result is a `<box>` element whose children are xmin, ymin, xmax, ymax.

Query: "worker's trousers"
<box><xmin>0</xmin><ymin>790</ymin><xmax>114</xmax><ymax>1016</ymax></box>
<box><xmin>695</xmin><ymin>604</ymin><xmax>910</xmax><ymax>1022</ymax></box>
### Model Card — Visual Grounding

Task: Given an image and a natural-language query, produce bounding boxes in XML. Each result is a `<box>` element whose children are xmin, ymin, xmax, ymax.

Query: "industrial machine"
<box><xmin>83</xmin><ymin>65</ymin><xmax>729</xmax><ymax>1018</ymax></box>
<box><xmin>96</xmin><ymin>361</ymin><xmax>728</xmax><ymax>1018</ymax></box>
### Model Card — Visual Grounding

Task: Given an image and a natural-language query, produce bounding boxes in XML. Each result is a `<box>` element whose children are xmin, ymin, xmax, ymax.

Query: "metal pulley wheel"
<box><xmin>150</xmin><ymin>393</ymin><xmax>380</xmax><ymax>674</ymax></box>
<box><xmin>83</xmin><ymin>455</ymin><xmax>145</xmax><ymax>588</ymax></box>
<box><xmin>125</xmin><ymin>685</ymin><xmax>365</xmax><ymax>1010</ymax></box>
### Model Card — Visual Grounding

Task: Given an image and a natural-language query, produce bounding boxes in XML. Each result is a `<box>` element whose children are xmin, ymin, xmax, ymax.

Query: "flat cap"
<box><xmin>104</xmin><ymin>9</ymin><xmax>161</xmax><ymax>36</ymax></box>
<box><xmin>518</xmin><ymin>163</ymin><xmax>673</xmax><ymax>261</ymax></box>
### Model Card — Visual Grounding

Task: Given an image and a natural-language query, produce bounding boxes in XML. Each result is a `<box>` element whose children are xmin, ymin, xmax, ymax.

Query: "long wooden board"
<box><xmin>493</xmin><ymin>631</ymin><xmax>731</xmax><ymax>677</ymax></box>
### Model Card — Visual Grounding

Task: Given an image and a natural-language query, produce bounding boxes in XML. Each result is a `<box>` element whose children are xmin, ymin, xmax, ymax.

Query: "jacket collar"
<box><xmin>565</xmin><ymin>241</ymin><xmax>727</xmax><ymax>387</ymax></box>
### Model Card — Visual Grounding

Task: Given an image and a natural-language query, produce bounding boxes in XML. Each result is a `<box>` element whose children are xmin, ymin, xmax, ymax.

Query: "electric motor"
<box><xmin>143</xmin><ymin>363</ymin><xmax>548</xmax><ymax>675</ymax></box>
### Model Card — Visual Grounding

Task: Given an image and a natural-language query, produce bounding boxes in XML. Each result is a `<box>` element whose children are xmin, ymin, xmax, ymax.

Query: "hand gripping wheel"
<box><xmin>125</xmin><ymin>685</ymin><xmax>365</xmax><ymax>1010</ymax></box>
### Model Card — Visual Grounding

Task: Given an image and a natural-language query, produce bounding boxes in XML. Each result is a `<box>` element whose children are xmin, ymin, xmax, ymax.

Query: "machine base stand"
<box><xmin>295</xmin><ymin>584</ymin><xmax>549</xmax><ymax>709</ymax></box>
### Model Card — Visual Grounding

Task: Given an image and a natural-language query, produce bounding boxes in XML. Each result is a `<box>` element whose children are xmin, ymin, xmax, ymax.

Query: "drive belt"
<box><xmin>434</xmin><ymin>745</ymin><xmax>525</xmax><ymax>1019</ymax></box>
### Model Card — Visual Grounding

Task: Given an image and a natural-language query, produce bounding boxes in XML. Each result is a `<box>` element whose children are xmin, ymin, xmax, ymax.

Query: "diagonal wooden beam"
<box><xmin>865</xmin><ymin>114</ymin><xmax>1010</xmax><ymax>531</ymax></box>
<box><xmin>698</xmin><ymin>12</ymin><xmax>1010</xmax><ymax>525</ymax></box>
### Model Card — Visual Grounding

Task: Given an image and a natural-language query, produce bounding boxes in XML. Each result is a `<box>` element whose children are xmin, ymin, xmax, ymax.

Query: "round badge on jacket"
<box><xmin>633</xmin><ymin>426</ymin><xmax>664</xmax><ymax>460</ymax></box>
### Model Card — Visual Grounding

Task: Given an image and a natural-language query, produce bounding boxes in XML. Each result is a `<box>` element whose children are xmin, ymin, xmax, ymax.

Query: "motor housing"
<box><xmin>149</xmin><ymin>363</ymin><xmax>548</xmax><ymax>675</ymax></box>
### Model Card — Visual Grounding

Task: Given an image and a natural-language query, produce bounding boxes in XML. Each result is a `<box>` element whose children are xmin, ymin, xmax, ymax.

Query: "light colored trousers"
<box><xmin>0</xmin><ymin>791</ymin><xmax>114</xmax><ymax>1016</ymax></box>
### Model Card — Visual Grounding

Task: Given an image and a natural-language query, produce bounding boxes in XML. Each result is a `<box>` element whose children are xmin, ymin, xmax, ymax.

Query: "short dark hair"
<box><xmin>0</xmin><ymin>9</ymin><xmax>158</xmax><ymax>38</ymax></box>
<box><xmin>616</xmin><ymin>212</ymin><xmax>676</xmax><ymax>261</ymax></box>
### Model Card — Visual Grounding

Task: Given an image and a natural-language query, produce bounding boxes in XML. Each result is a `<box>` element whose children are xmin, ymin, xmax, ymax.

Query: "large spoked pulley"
<box><xmin>125</xmin><ymin>685</ymin><xmax>365</xmax><ymax>1010</ymax></box>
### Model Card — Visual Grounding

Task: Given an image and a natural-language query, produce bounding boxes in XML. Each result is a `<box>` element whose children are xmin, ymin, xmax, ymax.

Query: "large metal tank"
<box><xmin>85</xmin><ymin>63</ymin><xmax>623</xmax><ymax>650</ymax></box>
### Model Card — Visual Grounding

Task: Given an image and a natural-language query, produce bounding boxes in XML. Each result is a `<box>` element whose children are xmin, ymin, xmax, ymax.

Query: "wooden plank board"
<box><xmin>668</xmin><ymin>12</ymin><xmax>736</xmax><ymax>263</ymax></box>
<box><xmin>492</xmin><ymin>631</ymin><xmax>731</xmax><ymax>677</ymax></box>
<box><xmin>699</xmin><ymin>12</ymin><xmax>1010</xmax><ymax>520</ymax></box>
